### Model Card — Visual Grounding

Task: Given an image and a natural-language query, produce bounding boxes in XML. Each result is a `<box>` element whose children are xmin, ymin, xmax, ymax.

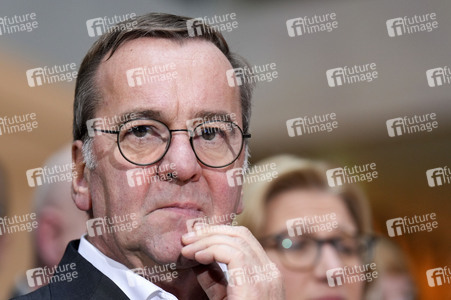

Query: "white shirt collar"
<box><xmin>78</xmin><ymin>235</ymin><xmax>178</xmax><ymax>300</ymax></box>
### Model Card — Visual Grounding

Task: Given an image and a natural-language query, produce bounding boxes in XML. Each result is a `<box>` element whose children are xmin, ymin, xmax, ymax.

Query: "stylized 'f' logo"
<box><xmin>327</xmin><ymin>268</ymin><xmax>344</xmax><ymax>287</ymax></box>
<box><xmin>326</xmin><ymin>68</ymin><xmax>344</xmax><ymax>87</ymax></box>
<box><xmin>426</xmin><ymin>68</ymin><xmax>445</xmax><ymax>87</ymax></box>
<box><xmin>187</xmin><ymin>18</ymin><xmax>205</xmax><ymax>37</ymax></box>
<box><xmin>228</xmin><ymin>268</ymin><xmax>246</xmax><ymax>286</ymax></box>
<box><xmin>126</xmin><ymin>268</ymin><xmax>145</xmax><ymax>287</ymax></box>
<box><xmin>326</xmin><ymin>168</ymin><xmax>344</xmax><ymax>187</ymax></box>
<box><xmin>386</xmin><ymin>117</ymin><xmax>404</xmax><ymax>137</ymax></box>
<box><xmin>86</xmin><ymin>218</ymin><xmax>105</xmax><ymax>237</ymax></box>
<box><xmin>226</xmin><ymin>68</ymin><xmax>245</xmax><ymax>87</ymax></box>
<box><xmin>226</xmin><ymin>168</ymin><xmax>244</xmax><ymax>187</ymax></box>
<box><xmin>386</xmin><ymin>18</ymin><xmax>404</xmax><ymax>37</ymax></box>
<box><xmin>286</xmin><ymin>118</ymin><xmax>304</xmax><ymax>137</ymax></box>
<box><xmin>286</xmin><ymin>218</ymin><xmax>305</xmax><ymax>237</ymax></box>
<box><xmin>286</xmin><ymin>18</ymin><xmax>304</xmax><ymax>37</ymax></box>
<box><xmin>186</xmin><ymin>118</ymin><xmax>204</xmax><ymax>137</ymax></box>
<box><xmin>126</xmin><ymin>68</ymin><xmax>145</xmax><ymax>87</ymax></box>
<box><xmin>186</xmin><ymin>217</ymin><xmax>207</xmax><ymax>236</ymax></box>
<box><xmin>86</xmin><ymin>18</ymin><xmax>105</xmax><ymax>37</ymax></box>
<box><xmin>426</xmin><ymin>167</ymin><xmax>445</xmax><ymax>187</ymax></box>
<box><xmin>26</xmin><ymin>68</ymin><xmax>45</xmax><ymax>87</ymax></box>
<box><xmin>26</xmin><ymin>168</ymin><xmax>44</xmax><ymax>187</ymax></box>
<box><xmin>426</xmin><ymin>267</ymin><xmax>445</xmax><ymax>287</ymax></box>
<box><xmin>126</xmin><ymin>169</ymin><xmax>146</xmax><ymax>187</ymax></box>
<box><xmin>386</xmin><ymin>217</ymin><xmax>404</xmax><ymax>237</ymax></box>
<box><xmin>86</xmin><ymin>118</ymin><xmax>105</xmax><ymax>137</ymax></box>
<box><xmin>26</xmin><ymin>268</ymin><xmax>46</xmax><ymax>288</ymax></box>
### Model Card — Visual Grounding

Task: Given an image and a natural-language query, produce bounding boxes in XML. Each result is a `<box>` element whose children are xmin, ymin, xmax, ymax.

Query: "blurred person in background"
<box><xmin>9</xmin><ymin>145</ymin><xmax>88</xmax><ymax>297</ymax></box>
<box><xmin>0</xmin><ymin>162</ymin><xmax>8</xmax><ymax>266</ymax></box>
<box><xmin>366</xmin><ymin>237</ymin><xmax>417</xmax><ymax>300</ymax></box>
<box><xmin>238</xmin><ymin>155</ymin><xmax>377</xmax><ymax>300</ymax></box>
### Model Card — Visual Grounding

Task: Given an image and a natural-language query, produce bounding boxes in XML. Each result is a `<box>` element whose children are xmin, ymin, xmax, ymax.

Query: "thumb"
<box><xmin>193</xmin><ymin>263</ymin><xmax>228</xmax><ymax>300</ymax></box>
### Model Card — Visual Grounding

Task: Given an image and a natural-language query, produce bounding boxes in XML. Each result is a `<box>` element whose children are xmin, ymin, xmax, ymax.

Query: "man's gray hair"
<box><xmin>73</xmin><ymin>12</ymin><xmax>255</xmax><ymax>169</ymax></box>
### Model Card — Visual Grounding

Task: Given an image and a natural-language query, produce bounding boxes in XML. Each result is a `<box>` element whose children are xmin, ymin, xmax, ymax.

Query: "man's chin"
<box><xmin>142</xmin><ymin>232</ymin><xmax>195</xmax><ymax>266</ymax></box>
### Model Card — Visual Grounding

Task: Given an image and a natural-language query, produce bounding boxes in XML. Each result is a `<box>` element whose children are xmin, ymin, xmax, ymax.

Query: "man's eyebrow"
<box><xmin>118</xmin><ymin>110</ymin><xmax>162</xmax><ymax>122</ymax></box>
<box><xmin>194</xmin><ymin>110</ymin><xmax>236</xmax><ymax>122</ymax></box>
<box><xmin>113</xmin><ymin>109</ymin><xmax>236</xmax><ymax>125</ymax></box>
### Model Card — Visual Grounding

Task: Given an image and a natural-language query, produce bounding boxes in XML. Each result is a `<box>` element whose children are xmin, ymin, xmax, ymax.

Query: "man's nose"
<box><xmin>313</xmin><ymin>243</ymin><xmax>343</xmax><ymax>279</ymax></box>
<box><xmin>159</xmin><ymin>132</ymin><xmax>202</xmax><ymax>182</ymax></box>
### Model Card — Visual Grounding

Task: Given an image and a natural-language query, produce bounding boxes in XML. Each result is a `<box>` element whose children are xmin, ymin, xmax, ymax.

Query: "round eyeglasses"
<box><xmin>93</xmin><ymin>118</ymin><xmax>251</xmax><ymax>168</ymax></box>
<box><xmin>259</xmin><ymin>232</ymin><xmax>377</xmax><ymax>271</ymax></box>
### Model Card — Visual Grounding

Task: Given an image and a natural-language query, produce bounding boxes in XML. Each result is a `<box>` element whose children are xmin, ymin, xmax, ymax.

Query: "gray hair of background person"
<box><xmin>73</xmin><ymin>12</ymin><xmax>255</xmax><ymax>169</ymax></box>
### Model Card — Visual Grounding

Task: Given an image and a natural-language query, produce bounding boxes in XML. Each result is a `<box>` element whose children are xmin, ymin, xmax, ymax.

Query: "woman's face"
<box><xmin>262</xmin><ymin>189</ymin><xmax>365</xmax><ymax>300</ymax></box>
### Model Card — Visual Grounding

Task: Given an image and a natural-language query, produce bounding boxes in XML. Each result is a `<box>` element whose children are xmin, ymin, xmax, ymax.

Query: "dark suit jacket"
<box><xmin>11</xmin><ymin>240</ymin><xmax>130</xmax><ymax>300</ymax></box>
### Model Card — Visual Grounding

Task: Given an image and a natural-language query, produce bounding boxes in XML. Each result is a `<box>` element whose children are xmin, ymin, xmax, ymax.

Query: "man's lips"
<box><xmin>156</xmin><ymin>203</ymin><xmax>203</xmax><ymax>217</ymax></box>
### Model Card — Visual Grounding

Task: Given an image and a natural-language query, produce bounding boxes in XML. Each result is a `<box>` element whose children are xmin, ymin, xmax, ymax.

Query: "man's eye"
<box><xmin>129</xmin><ymin>126</ymin><xmax>152</xmax><ymax>138</ymax></box>
<box><xmin>200</xmin><ymin>127</ymin><xmax>222</xmax><ymax>141</ymax></box>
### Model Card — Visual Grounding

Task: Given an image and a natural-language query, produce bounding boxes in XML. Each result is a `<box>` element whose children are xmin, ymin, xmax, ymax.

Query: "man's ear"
<box><xmin>72</xmin><ymin>140</ymin><xmax>91</xmax><ymax>212</ymax></box>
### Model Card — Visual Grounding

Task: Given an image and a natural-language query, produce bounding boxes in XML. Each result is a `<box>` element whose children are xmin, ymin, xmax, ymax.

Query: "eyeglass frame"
<box><xmin>258</xmin><ymin>231</ymin><xmax>378</xmax><ymax>271</ymax></box>
<box><xmin>92</xmin><ymin>117</ymin><xmax>251</xmax><ymax>168</ymax></box>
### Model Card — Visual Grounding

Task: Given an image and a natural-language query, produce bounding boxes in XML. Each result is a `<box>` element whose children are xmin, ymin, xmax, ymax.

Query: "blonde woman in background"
<box><xmin>238</xmin><ymin>155</ymin><xmax>377</xmax><ymax>300</ymax></box>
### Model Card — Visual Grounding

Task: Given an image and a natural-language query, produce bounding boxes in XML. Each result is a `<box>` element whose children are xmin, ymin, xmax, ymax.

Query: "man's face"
<box><xmin>86</xmin><ymin>38</ymin><xmax>244</xmax><ymax>267</ymax></box>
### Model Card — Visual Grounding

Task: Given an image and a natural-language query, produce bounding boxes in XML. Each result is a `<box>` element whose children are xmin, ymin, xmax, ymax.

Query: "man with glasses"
<box><xmin>14</xmin><ymin>13</ymin><xmax>284</xmax><ymax>300</ymax></box>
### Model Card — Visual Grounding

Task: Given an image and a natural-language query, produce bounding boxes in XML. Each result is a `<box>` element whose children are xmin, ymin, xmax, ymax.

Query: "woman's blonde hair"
<box><xmin>237</xmin><ymin>155</ymin><xmax>373</xmax><ymax>239</ymax></box>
